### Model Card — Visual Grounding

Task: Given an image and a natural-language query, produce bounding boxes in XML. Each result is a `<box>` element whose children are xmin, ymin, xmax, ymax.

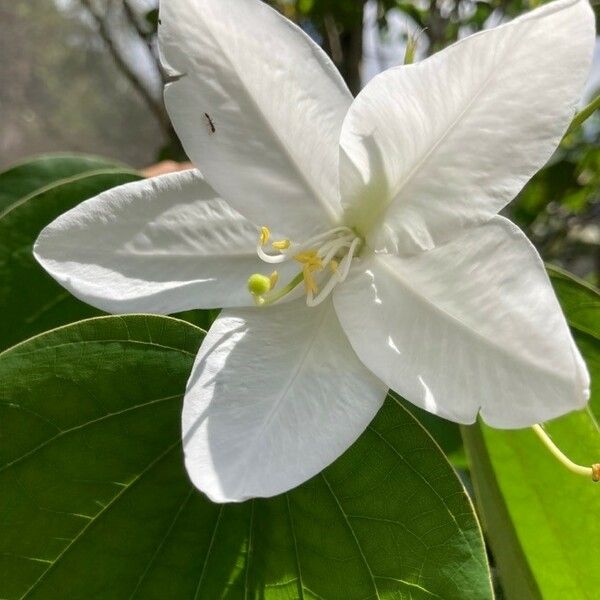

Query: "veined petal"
<box><xmin>34</xmin><ymin>171</ymin><xmax>288</xmax><ymax>313</ymax></box>
<box><xmin>182</xmin><ymin>298</ymin><xmax>387</xmax><ymax>502</ymax></box>
<box><xmin>333</xmin><ymin>218</ymin><xmax>589</xmax><ymax>428</ymax></box>
<box><xmin>159</xmin><ymin>0</ymin><xmax>352</xmax><ymax>239</ymax></box>
<box><xmin>340</xmin><ymin>0</ymin><xmax>595</xmax><ymax>255</ymax></box>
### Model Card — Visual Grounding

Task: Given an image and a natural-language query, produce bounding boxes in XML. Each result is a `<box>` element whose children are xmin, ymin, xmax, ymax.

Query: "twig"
<box><xmin>79</xmin><ymin>0</ymin><xmax>170</xmax><ymax>136</ymax></box>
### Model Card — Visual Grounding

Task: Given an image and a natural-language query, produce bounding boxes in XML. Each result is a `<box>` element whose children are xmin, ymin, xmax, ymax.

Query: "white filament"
<box><xmin>307</xmin><ymin>237</ymin><xmax>361</xmax><ymax>307</ymax></box>
<box><xmin>256</xmin><ymin>225</ymin><xmax>362</xmax><ymax>307</ymax></box>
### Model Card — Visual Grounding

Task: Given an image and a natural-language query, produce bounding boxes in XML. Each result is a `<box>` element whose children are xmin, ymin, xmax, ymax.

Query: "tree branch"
<box><xmin>79</xmin><ymin>0</ymin><xmax>170</xmax><ymax>136</ymax></box>
<box><xmin>122</xmin><ymin>0</ymin><xmax>158</xmax><ymax>62</ymax></box>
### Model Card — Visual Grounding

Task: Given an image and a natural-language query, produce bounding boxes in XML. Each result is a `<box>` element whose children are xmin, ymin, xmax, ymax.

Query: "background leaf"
<box><xmin>0</xmin><ymin>154</ymin><xmax>127</xmax><ymax>212</ymax></box>
<box><xmin>463</xmin><ymin>268</ymin><xmax>600</xmax><ymax>600</ymax></box>
<box><xmin>0</xmin><ymin>168</ymin><xmax>140</xmax><ymax>351</ymax></box>
<box><xmin>0</xmin><ymin>315</ymin><xmax>493</xmax><ymax>599</ymax></box>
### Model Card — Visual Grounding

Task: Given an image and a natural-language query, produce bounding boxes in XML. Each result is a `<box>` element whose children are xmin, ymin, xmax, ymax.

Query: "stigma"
<box><xmin>248</xmin><ymin>225</ymin><xmax>362</xmax><ymax>307</ymax></box>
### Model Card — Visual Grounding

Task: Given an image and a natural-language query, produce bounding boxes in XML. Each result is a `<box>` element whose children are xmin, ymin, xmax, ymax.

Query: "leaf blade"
<box><xmin>464</xmin><ymin>268</ymin><xmax>600</xmax><ymax>600</ymax></box>
<box><xmin>0</xmin><ymin>315</ymin><xmax>493</xmax><ymax>599</ymax></box>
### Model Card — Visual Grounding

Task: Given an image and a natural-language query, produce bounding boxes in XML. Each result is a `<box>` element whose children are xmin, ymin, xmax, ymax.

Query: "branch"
<box><xmin>121</xmin><ymin>0</ymin><xmax>165</xmax><ymax>88</ymax></box>
<box><xmin>79</xmin><ymin>0</ymin><xmax>170</xmax><ymax>136</ymax></box>
<box><xmin>122</xmin><ymin>0</ymin><xmax>149</xmax><ymax>40</ymax></box>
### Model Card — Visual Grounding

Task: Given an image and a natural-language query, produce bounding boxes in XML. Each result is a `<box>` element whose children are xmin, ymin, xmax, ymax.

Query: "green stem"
<box><xmin>566</xmin><ymin>94</ymin><xmax>600</xmax><ymax>135</ymax></box>
<box><xmin>260</xmin><ymin>272</ymin><xmax>305</xmax><ymax>306</ymax></box>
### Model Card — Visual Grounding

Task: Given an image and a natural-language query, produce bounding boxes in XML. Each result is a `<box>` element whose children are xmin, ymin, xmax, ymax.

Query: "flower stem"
<box><xmin>531</xmin><ymin>424</ymin><xmax>599</xmax><ymax>481</ymax></box>
<box><xmin>566</xmin><ymin>94</ymin><xmax>600</xmax><ymax>135</ymax></box>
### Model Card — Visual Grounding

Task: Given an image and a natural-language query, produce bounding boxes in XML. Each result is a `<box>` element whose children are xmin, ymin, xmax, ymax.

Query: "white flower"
<box><xmin>34</xmin><ymin>0</ymin><xmax>595</xmax><ymax>502</ymax></box>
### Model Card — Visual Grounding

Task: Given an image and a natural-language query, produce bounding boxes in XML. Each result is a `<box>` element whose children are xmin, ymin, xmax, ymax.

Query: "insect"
<box><xmin>204</xmin><ymin>113</ymin><xmax>216</xmax><ymax>134</ymax></box>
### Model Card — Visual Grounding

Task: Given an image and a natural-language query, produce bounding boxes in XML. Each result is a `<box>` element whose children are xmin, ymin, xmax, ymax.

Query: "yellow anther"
<box><xmin>269</xmin><ymin>271</ymin><xmax>279</xmax><ymax>289</ymax></box>
<box><xmin>302</xmin><ymin>265</ymin><xmax>319</xmax><ymax>295</ymax></box>
<box><xmin>294</xmin><ymin>250</ymin><xmax>322</xmax><ymax>268</ymax></box>
<box><xmin>294</xmin><ymin>250</ymin><xmax>323</xmax><ymax>295</ymax></box>
<box><xmin>260</xmin><ymin>226</ymin><xmax>270</xmax><ymax>246</ymax></box>
<box><xmin>272</xmin><ymin>239</ymin><xmax>291</xmax><ymax>251</ymax></box>
<box><xmin>329</xmin><ymin>260</ymin><xmax>339</xmax><ymax>273</ymax></box>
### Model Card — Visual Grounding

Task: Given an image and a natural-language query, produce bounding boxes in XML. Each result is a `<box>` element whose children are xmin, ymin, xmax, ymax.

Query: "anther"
<box><xmin>272</xmin><ymin>239</ymin><xmax>291</xmax><ymax>251</ymax></box>
<box><xmin>260</xmin><ymin>227</ymin><xmax>270</xmax><ymax>246</ymax></box>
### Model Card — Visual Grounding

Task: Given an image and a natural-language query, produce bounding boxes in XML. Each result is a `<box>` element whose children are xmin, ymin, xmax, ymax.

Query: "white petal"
<box><xmin>182</xmin><ymin>299</ymin><xmax>387</xmax><ymax>502</ymax></box>
<box><xmin>333</xmin><ymin>218</ymin><xmax>589</xmax><ymax>428</ymax></box>
<box><xmin>159</xmin><ymin>0</ymin><xmax>352</xmax><ymax>240</ymax></box>
<box><xmin>340</xmin><ymin>0</ymin><xmax>595</xmax><ymax>255</ymax></box>
<box><xmin>34</xmin><ymin>171</ymin><xmax>287</xmax><ymax>313</ymax></box>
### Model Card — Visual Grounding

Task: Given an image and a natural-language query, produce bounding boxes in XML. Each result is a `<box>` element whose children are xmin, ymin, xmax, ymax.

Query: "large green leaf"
<box><xmin>0</xmin><ymin>169</ymin><xmax>140</xmax><ymax>351</ymax></box>
<box><xmin>464</xmin><ymin>268</ymin><xmax>600</xmax><ymax>600</ymax></box>
<box><xmin>0</xmin><ymin>315</ymin><xmax>493</xmax><ymax>599</ymax></box>
<box><xmin>0</xmin><ymin>154</ymin><xmax>127</xmax><ymax>212</ymax></box>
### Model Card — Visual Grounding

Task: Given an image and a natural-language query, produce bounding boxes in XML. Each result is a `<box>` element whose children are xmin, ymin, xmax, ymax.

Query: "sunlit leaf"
<box><xmin>0</xmin><ymin>154</ymin><xmax>127</xmax><ymax>212</ymax></box>
<box><xmin>464</xmin><ymin>267</ymin><xmax>600</xmax><ymax>600</ymax></box>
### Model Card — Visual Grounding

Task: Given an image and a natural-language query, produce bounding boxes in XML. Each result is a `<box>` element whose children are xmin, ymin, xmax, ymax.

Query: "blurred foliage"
<box><xmin>511</xmin><ymin>133</ymin><xmax>600</xmax><ymax>285</ymax></box>
<box><xmin>0</xmin><ymin>1</ymin><xmax>166</xmax><ymax>168</ymax></box>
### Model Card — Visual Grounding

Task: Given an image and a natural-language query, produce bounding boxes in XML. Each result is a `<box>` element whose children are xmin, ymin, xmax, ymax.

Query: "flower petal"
<box><xmin>34</xmin><ymin>171</ymin><xmax>286</xmax><ymax>313</ymax></box>
<box><xmin>159</xmin><ymin>0</ymin><xmax>352</xmax><ymax>239</ymax></box>
<box><xmin>333</xmin><ymin>217</ymin><xmax>589</xmax><ymax>428</ymax></box>
<box><xmin>182</xmin><ymin>298</ymin><xmax>387</xmax><ymax>502</ymax></box>
<box><xmin>340</xmin><ymin>0</ymin><xmax>595</xmax><ymax>255</ymax></box>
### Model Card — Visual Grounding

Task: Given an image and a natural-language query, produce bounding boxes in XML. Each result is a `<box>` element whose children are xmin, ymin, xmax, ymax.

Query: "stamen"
<box><xmin>257</xmin><ymin>244</ymin><xmax>288</xmax><ymax>264</ymax></box>
<box><xmin>307</xmin><ymin>237</ymin><xmax>361</xmax><ymax>307</ymax></box>
<box><xmin>294</xmin><ymin>251</ymin><xmax>323</xmax><ymax>294</ymax></box>
<box><xmin>291</xmin><ymin>226</ymin><xmax>353</xmax><ymax>256</ymax></box>
<box><xmin>272</xmin><ymin>239</ymin><xmax>291</xmax><ymax>251</ymax></box>
<box><xmin>269</xmin><ymin>271</ymin><xmax>279</xmax><ymax>289</ymax></box>
<box><xmin>251</xmin><ymin>225</ymin><xmax>362</xmax><ymax>307</ymax></box>
<box><xmin>260</xmin><ymin>227</ymin><xmax>270</xmax><ymax>246</ymax></box>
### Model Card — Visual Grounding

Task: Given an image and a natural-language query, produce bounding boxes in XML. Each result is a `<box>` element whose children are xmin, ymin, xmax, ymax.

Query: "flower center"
<box><xmin>247</xmin><ymin>225</ymin><xmax>362</xmax><ymax>307</ymax></box>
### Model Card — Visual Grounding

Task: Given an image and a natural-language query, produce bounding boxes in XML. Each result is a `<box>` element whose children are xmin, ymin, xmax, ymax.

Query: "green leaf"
<box><xmin>0</xmin><ymin>315</ymin><xmax>493</xmax><ymax>599</ymax></box>
<box><xmin>0</xmin><ymin>154</ymin><xmax>128</xmax><ymax>213</ymax></box>
<box><xmin>463</xmin><ymin>268</ymin><xmax>600</xmax><ymax>600</ymax></box>
<box><xmin>0</xmin><ymin>169</ymin><xmax>141</xmax><ymax>351</ymax></box>
<box><xmin>393</xmin><ymin>392</ymin><xmax>467</xmax><ymax>470</ymax></box>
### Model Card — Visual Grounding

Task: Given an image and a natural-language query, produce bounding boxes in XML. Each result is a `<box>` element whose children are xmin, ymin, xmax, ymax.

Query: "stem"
<box><xmin>260</xmin><ymin>272</ymin><xmax>305</xmax><ymax>306</ymax></box>
<box><xmin>532</xmin><ymin>424</ymin><xmax>599</xmax><ymax>481</ymax></box>
<box><xmin>566</xmin><ymin>94</ymin><xmax>600</xmax><ymax>135</ymax></box>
